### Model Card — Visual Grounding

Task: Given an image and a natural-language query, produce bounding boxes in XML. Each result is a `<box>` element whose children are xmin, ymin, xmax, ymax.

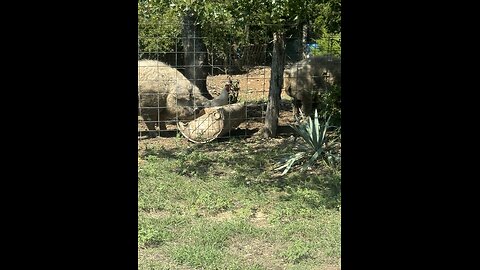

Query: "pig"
<box><xmin>138</xmin><ymin>60</ymin><xmax>229</xmax><ymax>136</ymax></box>
<box><xmin>283</xmin><ymin>55</ymin><xmax>341</xmax><ymax>118</ymax></box>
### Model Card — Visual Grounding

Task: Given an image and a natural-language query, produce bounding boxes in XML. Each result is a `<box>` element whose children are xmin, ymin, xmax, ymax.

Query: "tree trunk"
<box><xmin>182</xmin><ymin>9</ymin><xmax>213</xmax><ymax>99</ymax></box>
<box><xmin>263</xmin><ymin>32</ymin><xmax>285</xmax><ymax>138</ymax></box>
<box><xmin>302</xmin><ymin>23</ymin><xmax>308</xmax><ymax>59</ymax></box>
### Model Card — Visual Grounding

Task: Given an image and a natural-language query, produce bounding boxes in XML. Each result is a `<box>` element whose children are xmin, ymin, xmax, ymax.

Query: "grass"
<box><xmin>138</xmin><ymin>137</ymin><xmax>341</xmax><ymax>269</ymax></box>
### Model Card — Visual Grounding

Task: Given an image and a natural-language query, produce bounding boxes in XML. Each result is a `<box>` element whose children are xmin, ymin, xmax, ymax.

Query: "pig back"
<box><xmin>284</xmin><ymin>56</ymin><xmax>341</xmax><ymax>100</ymax></box>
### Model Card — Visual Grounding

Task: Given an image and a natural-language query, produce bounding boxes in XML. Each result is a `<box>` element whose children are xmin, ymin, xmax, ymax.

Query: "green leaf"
<box><xmin>274</xmin><ymin>152</ymin><xmax>306</xmax><ymax>176</ymax></box>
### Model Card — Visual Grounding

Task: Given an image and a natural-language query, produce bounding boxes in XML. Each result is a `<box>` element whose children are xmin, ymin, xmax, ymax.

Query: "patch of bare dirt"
<box><xmin>207</xmin><ymin>66</ymin><xmax>272</xmax><ymax>101</ymax></box>
<box><xmin>249</xmin><ymin>210</ymin><xmax>271</xmax><ymax>228</ymax></box>
<box><xmin>316</xmin><ymin>265</ymin><xmax>341</xmax><ymax>270</ymax></box>
<box><xmin>138</xmin><ymin>248</ymin><xmax>194</xmax><ymax>270</ymax></box>
<box><xmin>143</xmin><ymin>210</ymin><xmax>170</xmax><ymax>219</ymax></box>
<box><xmin>228</xmin><ymin>236</ymin><xmax>288</xmax><ymax>270</ymax></box>
<box><xmin>208</xmin><ymin>210</ymin><xmax>235</xmax><ymax>222</ymax></box>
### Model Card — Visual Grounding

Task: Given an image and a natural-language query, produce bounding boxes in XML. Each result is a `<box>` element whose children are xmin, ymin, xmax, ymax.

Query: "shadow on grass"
<box><xmin>140</xmin><ymin>133</ymin><xmax>341</xmax><ymax>210</ymax></box>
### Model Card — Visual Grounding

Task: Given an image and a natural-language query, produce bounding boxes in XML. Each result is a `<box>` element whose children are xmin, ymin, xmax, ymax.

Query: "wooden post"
<box><xmin>263</xmin><ymin>32</ymin><xmax>285</xmax><ymax>138</ymax></box>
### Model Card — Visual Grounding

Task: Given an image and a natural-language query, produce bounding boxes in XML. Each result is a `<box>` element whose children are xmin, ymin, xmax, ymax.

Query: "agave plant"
<box><xmin>275</xmin><ymin>109</ymin><xmax>340</xmax><ymax>175</ymax></box>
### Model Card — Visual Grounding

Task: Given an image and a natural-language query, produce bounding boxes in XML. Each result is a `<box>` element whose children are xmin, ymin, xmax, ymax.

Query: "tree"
<box><xmin>181</xmin><ymin>8</ymin><xmax>212</xmax><ymax>99</ymax></box>
<box><xmin>138</xmin><ymin>0</ymin><xmax>181</xmax><ymax>59</ymax></box>
<box><xmin>138</xmin><ymin>0</ymin><xmax>342</xmax><ymax>136</ymax></box>
<box><xmin>138</xmin><ymin>0</ymin><xmax>341</xmax><ymax>64</ymax></box>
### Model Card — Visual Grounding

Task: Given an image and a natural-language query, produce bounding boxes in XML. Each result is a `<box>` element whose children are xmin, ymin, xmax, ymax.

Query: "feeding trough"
<box><xmin>177</xmin><ymin>102</ymin><xmax>247</xmax><ymax>143</ymax></box>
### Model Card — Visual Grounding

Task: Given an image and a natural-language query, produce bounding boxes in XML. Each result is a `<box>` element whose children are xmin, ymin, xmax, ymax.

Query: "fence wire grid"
<box><xmin>138</xmin><ymin>22</ymin><xmax>340</xmax><ymax>142</ymax></box>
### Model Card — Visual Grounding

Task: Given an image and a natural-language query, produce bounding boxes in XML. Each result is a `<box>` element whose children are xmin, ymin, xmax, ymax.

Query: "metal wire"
<box><xmin>138</xmin><ymin>22</ymin><xmax>340</xmax><ymax>141</ymax></box>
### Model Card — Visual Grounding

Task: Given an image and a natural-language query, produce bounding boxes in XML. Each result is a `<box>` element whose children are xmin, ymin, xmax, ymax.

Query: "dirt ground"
<box><xmin>207</xmin><ymin>66</ymin><xmax>296</xmax><ymax>125</ymax></box>
<box><xmin>138</xmin><ymin>66</ymin><xmax>297</xmax><ymax>142</ymax></box>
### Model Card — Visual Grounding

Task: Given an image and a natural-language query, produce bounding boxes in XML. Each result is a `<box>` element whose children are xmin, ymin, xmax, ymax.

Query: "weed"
<box><xmin>281</xmin><ymin>240</ymin><xmax>312</xmax><ymax>264</ymax></box>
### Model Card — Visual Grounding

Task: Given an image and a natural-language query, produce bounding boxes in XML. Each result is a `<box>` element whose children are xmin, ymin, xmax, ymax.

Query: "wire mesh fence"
<box><xmin>138</xmin><ymin>21</ymin><xmax>340</xmax><ymax>142</ymax></box>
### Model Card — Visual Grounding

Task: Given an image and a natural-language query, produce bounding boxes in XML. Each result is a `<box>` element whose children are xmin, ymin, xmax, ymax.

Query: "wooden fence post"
<box><xmin>263</xmin><ymin>32</ymin><xmax>285</xmax><ymax>138</ymax></box>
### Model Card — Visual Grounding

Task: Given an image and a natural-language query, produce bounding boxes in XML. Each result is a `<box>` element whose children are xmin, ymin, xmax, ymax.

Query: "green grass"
<box><xmin>138</xmin><ymin>138</ymin><xmax>341</xmax><ymax>269</ymax></box>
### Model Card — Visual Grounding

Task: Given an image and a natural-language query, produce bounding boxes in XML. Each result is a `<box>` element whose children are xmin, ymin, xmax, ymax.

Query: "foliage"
<box><xmin>281</xmin><ymin>240</ymin><xmax>312</xmax><ymax>263</ymax></box>
<box><xmin>138</xmin><ymin>0</ymin><xmax>181</xmax><ymax>55</ymax></box>
<box><xmin>312</xmin><ymin>0</ymin><xmax>341</xmax><ymax>35</ymax></box>
<box><xmin>138</xmin><ymin>215</ymin><xmax>173</xmax><ymax>247</ymax></box>
<box><xmin>138</xmin><ymin>0</ymin><xmax>341</xmax><ymax>59</ymax></box>
<box><xmin>317</xmin><ymin>83</ymin><xmax>341</xmax><ymax>127</ymax></box>
<box><xmin>275</xmin><ymin>110</ymin><xmax>341</xmax><ymax>175</ymax></box>
<box><xmin>311</xmin><ymin>33</ymin><xmax>341</xmax><ymax>57</ymax></box>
